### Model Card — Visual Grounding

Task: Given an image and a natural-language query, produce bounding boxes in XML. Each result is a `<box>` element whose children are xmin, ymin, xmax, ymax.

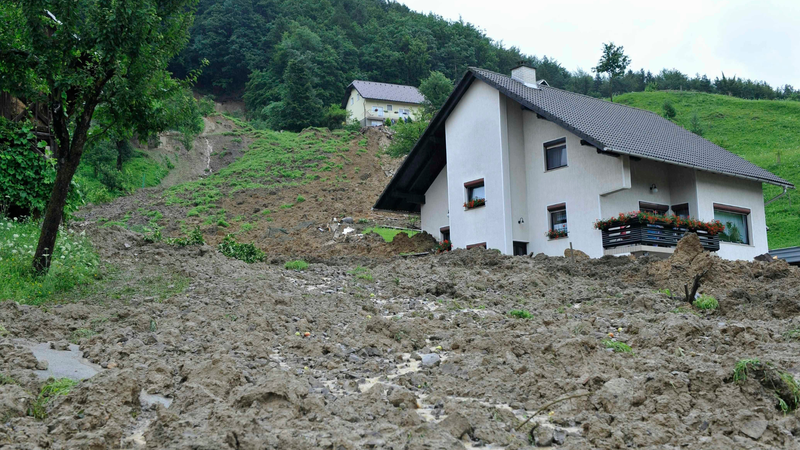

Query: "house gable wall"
<box><xmin>443</xmin><ymin>80</ymin><xmax>511</xmax><ymax>252</ymax></box>
<box><xmin>421</xmin><ymin>164</ymin><xmax>449</xmax><ymax>240</ymax></box>
<box><xmin>345</xmin><ymin>88</ymin><xmax>422</xmax><ymax>126</ymax></box>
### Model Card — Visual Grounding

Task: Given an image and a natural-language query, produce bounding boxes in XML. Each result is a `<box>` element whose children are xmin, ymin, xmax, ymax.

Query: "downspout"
<box><xmin>765</xmin><ymin>186</ymin><xmax>789</xmax><ymax>206</ymax></box>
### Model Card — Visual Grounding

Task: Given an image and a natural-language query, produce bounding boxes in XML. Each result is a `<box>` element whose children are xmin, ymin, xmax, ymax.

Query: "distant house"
<box><xmin>374</xmin><ymin>64</ymin><xmax>794</xmax><ymax>261</ymax></box>
<box><xmin>342</xmin><ymin>80</ymin><xmax>424</xmax><ymax>127</ymax></box>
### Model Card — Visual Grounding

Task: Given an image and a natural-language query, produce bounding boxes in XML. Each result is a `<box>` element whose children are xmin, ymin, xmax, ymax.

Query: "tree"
<box><xmin>592</xmin><ymin>42</ymin><xmax>631</xmax><ymax>102</ymax></box>
<box><xmin>277</xmin><ymin>58</ymin><xmax>322</xmax><ymax>132</ymax></box>
<box><xmin>689</xmin><ymin>112</ymin><xmax>704</xmax><ymax>136</ymax></box>
<box><xmin>418</xmin><ymin>71</ymin><xmax>454</xmax><ymax>116</ymax></box>
<box><xmin>0</xmin><ymin>0</ymin><xmax>196</xmax><ymax>272</ymax></box>
<box><xmin>386</xmin><ymin>120</ymin><xmax>428</xmax><ymax>157</ymax></box>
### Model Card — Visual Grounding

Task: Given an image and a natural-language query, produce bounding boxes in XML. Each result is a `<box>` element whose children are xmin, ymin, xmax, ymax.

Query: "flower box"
<box><xmin>594</xmin><ymin>211</ymin><xmax>724</xmax><ymax>235</ymax></box>
<box><xmin>435</xmin><ymin>240</ymin><xmax>452</xmax><ymax>253</ymax></box>
<box><xmin>463</xmin><ymin>198</ymin><xmax>486</xmax><ymax>209</ymax></box>
<box><xmin>545</xmin><ymin>229</ymin><xmax>568</xmax><ymax>240</ymax></box>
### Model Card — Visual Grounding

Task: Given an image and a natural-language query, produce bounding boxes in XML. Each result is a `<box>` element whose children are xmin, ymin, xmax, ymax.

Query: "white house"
<box><xmin>342</xmin><ymin>80</ymin><xmax>424</xmax><ymax>127</ymax></box>
<box><xmin>374</xmin><ymin>64</ymin><xmax>794</xmax><ymax>261</ymax></box>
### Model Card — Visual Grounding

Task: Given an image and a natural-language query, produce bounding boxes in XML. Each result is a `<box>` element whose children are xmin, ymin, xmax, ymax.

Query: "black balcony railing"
<box><xmin>601</xmin><ymin>222</ymin><xmax>720</xmax><ymax>252</ymax></box>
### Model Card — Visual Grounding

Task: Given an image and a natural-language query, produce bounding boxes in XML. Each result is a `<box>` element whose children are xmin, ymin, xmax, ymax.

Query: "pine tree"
<box><xmin>280</xmin><ymin>59</ymin><xmax>321</xmax><ymax>132</ymax></box>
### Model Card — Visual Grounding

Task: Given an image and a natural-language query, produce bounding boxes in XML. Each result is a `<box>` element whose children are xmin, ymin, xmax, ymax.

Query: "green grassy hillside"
<box><xmin>614</xmin><ymin>91</ymin><xmax>800</xmax><ymax>249</ymax></box>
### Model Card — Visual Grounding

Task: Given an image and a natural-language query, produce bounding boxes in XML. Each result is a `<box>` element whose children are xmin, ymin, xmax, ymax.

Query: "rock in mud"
<box><xmin>438</xmin><ymin>411</ymin><xmax>471</xmax><ymax>439</ymax></box>
<box><xmin>420</xmin><ymin>353</ymin><xmax>440</xmax><ymax>367</ymax></box>
<box><xmin>564</xmin><ymin>248</ymin><xmax>590</xmax><ymax>261</ymax></box>
<box><xmin>594</xmin><ymin>378</ymin><xmax>634</xmax><ymax>413</ymax></box>
<box><xmin>533</xmin><ymin>425</ymin><xmax>555</xmax><ymax>447</ymax></box>
<box><xmin>388</xmin><ymin>387</ymin><xmax>419</xmax><ymax>408</ymax></box>
<box><xmin>738</xmin><ymin>415</ymin><xmax>768</xmax><ymax>440</ymax></box>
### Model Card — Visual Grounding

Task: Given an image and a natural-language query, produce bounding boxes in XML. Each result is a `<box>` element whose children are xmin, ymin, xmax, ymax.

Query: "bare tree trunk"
<box><xmin>31</xmin><ymin>155</ymin><xmax>81</xmax><ymax>272</ymax></box>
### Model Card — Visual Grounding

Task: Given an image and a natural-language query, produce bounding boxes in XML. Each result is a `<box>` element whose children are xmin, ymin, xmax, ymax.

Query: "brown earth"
<box><xmin>2</xmin><ymin>122</ymin><xmax>800</xmax><ymax>449</ymax></box>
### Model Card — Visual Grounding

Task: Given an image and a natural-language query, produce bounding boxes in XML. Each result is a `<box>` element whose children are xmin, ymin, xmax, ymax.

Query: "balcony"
<box><xmin>602</xmin><ymin>222</ymin><xmax>720</xmax><ymax>257</ymax></box>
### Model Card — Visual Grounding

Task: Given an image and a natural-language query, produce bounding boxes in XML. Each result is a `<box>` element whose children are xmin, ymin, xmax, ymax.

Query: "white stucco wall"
<box><xmin>668</xmin><ymin>166</ymin><xmax>699</xmax><ymax>216</ymax></box>
<box><xmin>600</xmin><ymin>159</ymin><xmax>673</xmax><ymax>218</ymax></box>
<box><xmin>695</xmin><ymin>171</ymin><xmax>768</xmax><ymax>260</ymax></box>
<box><xmin>345</xmin><ymin>88</ymin><xmax>422</xmax><ymax>126</ymax></box>
<box><xmin>420</xmin><ymin>165</ymin><xmax>449</xmax><ymax>240</ymax></box>
<box><xmin>444</xmin><ymin>80</ymin><xmax>512</xmax><ymax>252</ymax></box>
<box><xmin>521</xmin><ymin>110</ymin><xmax>627</xmax><ymax>258</ymax></box>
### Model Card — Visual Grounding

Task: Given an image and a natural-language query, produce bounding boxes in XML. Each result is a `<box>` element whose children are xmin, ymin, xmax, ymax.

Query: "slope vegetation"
<box><xmin>615</xmin><ymin>91</ymin><xmax>800</xmax><ymax>249</ymax></box>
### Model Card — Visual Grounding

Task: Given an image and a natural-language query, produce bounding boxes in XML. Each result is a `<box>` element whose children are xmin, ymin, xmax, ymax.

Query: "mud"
<box><xmin>2</xmin><ymin>227</ymin><xmax>800</xmax><ymax>449</ymax></box>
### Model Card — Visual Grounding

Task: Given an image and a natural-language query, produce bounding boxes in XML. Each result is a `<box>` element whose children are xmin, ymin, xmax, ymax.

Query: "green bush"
<box><xmin>217</xmin><ymin>234</ymin><xmax>264</xmax><ymax>263</ymax></box>
<box><xmin>284</xmin><ymin>260</ymin><xmax>309</xmax><ymax>270</ymax></box>
<box><xmin>693</xmin><ymin>294</ymin><xmax>719</xmax><ymax>310</ymax></box>
<box><xmin>0</xmin><ymin>118</ymin><xmax>82</xmax><ymax>216</ymax></box>
<box><xmin>197</xmin><ymin>95</ymin><xmax>216</xmax><ymax>116</ymax></box>
<box><xmin>320</xmin><ymin>104</ymin><xmax>349</xmax><ymax>130</ymax></box>
<box><xmin>166</xmin><ymin>226</ymin><xmax>205</xmax><ymax>246</ymax></box>
<box><xmin>296</xmin><ymin>195</ymin><xmax>306</xmax><ymax>203</ymax></box>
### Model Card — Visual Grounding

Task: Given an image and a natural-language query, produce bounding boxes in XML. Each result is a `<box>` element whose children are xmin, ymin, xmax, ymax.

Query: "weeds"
<box><xmin>30</xmin><ymin>378</ymin><xmax>77</xmax><ymax>420</ymax></box>
<box><xmin>69</xmin><ymin>328</ymin><xmax>96</xmax><ymax>344</ymax></box>
<box><xmin>0</xmin><ymin>324</ymin><xmax>7</xmax><ymax>337</ymax></box>
<box><xmin>296</xmin><ymin>195</ymin><xmax>306</xmax><ymax>203</ymax></box>
<box><xmin>603</xmin><ymin>339</ymin><xmax>634</xmax><ymax>354</ymax></box>
<box><xmin>217</xmin><ymin>235</ymin><xmax>265</xmax><ymax>263</ymax></box>
<box><xmin>284</xmin><ymin>260</ymin><xmax>309</xmax><ymax>271</ymax></box>
<box><xmin>0</xmin><ymin>218</ymin><xmax>100</xmax><ymax>305</ymax></box>
<box><xmin>509</xmin><ymin>310</ymin><xmax>534</xmax><ymax>319</ymax></box>
<box><xmin>670</xmin><ymin>306</ymin><xmax>700</xmax><ymax>316</ymax></box>
<box><xmin>783</xmin><ymin>328</ymin><xmax>800</xmax><ymax>340</ymax></box>
<box><xmin>0</xmin><ymin>373</ymin><xmax>16</xmax><ymax>385</ymax></box>
<box><xmin>733</xmin><ymin>358</ymin><xmax>761</xmax><ymax>382</ymax></box>
<box><xmin>165</xmin><ymin>226</ymin><xmax>205</xmax><ymax>246</ymax></box>
<box><xmin>693</xmin><ymin>294</ymin><xmax>719</xmax><ymax>310</ymax></box>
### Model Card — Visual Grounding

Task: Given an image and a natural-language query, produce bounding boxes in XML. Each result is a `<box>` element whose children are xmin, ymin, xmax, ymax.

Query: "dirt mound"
<box><xmin>389</xmin><ymin>231</ymin><xmax>437</xmax><ymax>254</ymax></box>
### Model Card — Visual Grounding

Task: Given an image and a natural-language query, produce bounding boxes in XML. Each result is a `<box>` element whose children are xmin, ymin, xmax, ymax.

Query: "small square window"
<box><xmin>547</xmin><ymin>203</ymin><xmax>567</xmax><ymax>238</ymax></box>
<box><xmin>544</xmin><ymin>138</ymin><xmax>567</xmax><ymax>171</ymax></box>
<box><xmin>350</xmin><ymin>98</ymin><xmax>354</xmax><ymax>105</ymax></box>
<box><xmin>387</xmin><ymin>105</ymin><xmax>393</xmax><ymax>111</ymax></box>
<box><xmin>463</xmin><ymin>179</ymin><xmax>485</xmax><ymax>208</ymax></box>
<box><xmin>466</xmin><ymin>242</ymin><xmax>487</xmax><ymax>250</ymax></box>
<box><xmin>672</xmin><ymin>203</ymin><xmax>689</xmax><ymax>218</ymax></box>
<box><xmin>513</xmin><ymin>241</ymin><xmax>528</xmax><ymax>256</ymax></box>
<box><xmin>714</xmin><ymin>204</ymin><xmax>750</xmax><ymax>245</ymax></box>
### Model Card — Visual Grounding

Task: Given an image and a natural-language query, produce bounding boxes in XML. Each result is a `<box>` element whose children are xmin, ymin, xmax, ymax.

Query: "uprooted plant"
<box><xmin>733</xmin><ymin>358</ymin><xmax>800</xmax><ymax>413</ymax></box>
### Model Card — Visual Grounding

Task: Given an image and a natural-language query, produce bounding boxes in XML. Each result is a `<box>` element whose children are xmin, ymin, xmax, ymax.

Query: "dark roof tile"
<box><xmin>346</xmin><ymin>80</ymin><xmax>425</xmax><ymax>105</ymax></box>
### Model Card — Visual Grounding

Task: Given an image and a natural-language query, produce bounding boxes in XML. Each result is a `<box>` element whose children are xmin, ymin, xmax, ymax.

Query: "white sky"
<box><xmin>397</xmin><ymin>0</ymin><xmax>800</xmax><ymax>88</ymax></box>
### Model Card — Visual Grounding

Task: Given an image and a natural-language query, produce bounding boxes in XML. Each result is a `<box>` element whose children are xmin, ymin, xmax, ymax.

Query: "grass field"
<box><xmin>364</xmin><ymin>227</ymin><xmax>419</xmax><ymax>242</ymax></box>
<box><xmin>614</xmin><ymin>91</ymin><xmax>800</xmax><ymax>249</ymax></box>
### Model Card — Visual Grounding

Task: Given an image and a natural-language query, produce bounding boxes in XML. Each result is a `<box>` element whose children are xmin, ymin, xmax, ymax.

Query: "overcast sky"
<box><xmin>397</xmin><ymin>0</ymin><xmax>800</xmax><ymax>88</ymax></box>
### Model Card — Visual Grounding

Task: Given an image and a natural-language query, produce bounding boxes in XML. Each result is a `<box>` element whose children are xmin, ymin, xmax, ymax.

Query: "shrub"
<box><xmin>296</xmin><ymin>195</ymin><xmax>306</xmax><ymax>203</ymax></box>
<box><xmin>284</xmin><ymin>260</ymin><xmax>309</xmax><ymax>270</ymax></box>
<box><xmin>693</xmin><ymin>294</ymin><xmax>718</xmax><ymax>310</ymax></box>
<box><xmin>603</xmin><ymin>339</ymin><xmax>634</xmax><ymax>354</ymax></box>
<box><xmin>0</xmin><ymin>118</ymin><xmax>82</xmax><ymax>216</ymax></box>
<box><xmin>166</xmin><ymin>226</ymin><xmax>205</xmax><ymax>246</ymax></box>
<box><xmin>217</xmin><ymin>235</ymin><xmax>264</xmax><ymax>263</ymax></box>
<box><xmin>662</xmin><ymin>100</ymin><xmax>677</xmax><ymax>120</ymax></box>
<box><xmin>197</xmin><ymin>95</ymin><xmax>216</xmax><ymax>116</ymax></box>
<box><xmin>509</xmin><ymin>309</ymin><xmax>533</xmax><ymax>319</ymax></box>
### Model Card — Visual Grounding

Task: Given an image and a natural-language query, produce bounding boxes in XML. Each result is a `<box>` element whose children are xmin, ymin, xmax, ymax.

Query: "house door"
<box><xmin>372</xmin><ymin>106</ymin><xmax>384</xmax><ymax>117</ymax></box>
<box><xmin>513</xmin><ymin>241</ymin><xmax>528</xmax><ymax>256</ymax></box>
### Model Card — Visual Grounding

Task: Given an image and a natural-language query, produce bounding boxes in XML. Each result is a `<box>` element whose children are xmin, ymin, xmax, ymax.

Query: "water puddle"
<box><xmin>28</xmin><ymin>342</ymin><xmax>102</xmax><ymax>381</ymax></box>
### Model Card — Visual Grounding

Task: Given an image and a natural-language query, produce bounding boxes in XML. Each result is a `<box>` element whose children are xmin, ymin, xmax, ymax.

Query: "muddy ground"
<box><xmin>2</xmin><ymin>228</ymin><xmax>800</xmax><ymax>449</ymax></box>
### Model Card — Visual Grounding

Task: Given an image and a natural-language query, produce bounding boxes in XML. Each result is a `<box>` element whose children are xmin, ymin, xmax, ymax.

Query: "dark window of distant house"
<box><xmin>466</xmin><ymin>242</ymin><xmax>487</xmax><ymax>250</ymax></box>
<box><xmin>548</xmin><ymin>203</ymin><xmax>567</xmax><ymax>233</ymax></box>
<box><xmin>544</xmin><ymin>138</ymin><xmax>567</xmax><ymax>170</ymax></box>
<box><xmin>672</xmin><ymin>203</ymin><xmax>689</xmax><ymax>218</ymax></box>
<box><xmin>639</xmin><ymin>202</ymin><xmax>669</xmax><ymax>215</ymax></box>
<box><xmin>513</xmin><ymin>241</ymin><xmax>528</xmax><ymax>256</ymax></box>
<box><xmin>387</xmin><ymin>104</ymin><xmax>393</xmax><ymax>111</ymax></box>
<box><xmin>464</xmin><ymin>179</ymin><xmax>485</xmax><ymax>205</ymax></box>
<box><xmin>440</xmin><ymin>227</ymin><xmax>450</xmax><ymax>242</ymax></box>
<box><xmin>714</xmin><ymin>203</ymin><xmax>750</xmax><ymax>245</ymax></box>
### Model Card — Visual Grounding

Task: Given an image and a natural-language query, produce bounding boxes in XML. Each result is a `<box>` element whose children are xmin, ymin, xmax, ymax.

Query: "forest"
<box><xmin>169</xmin><ymin>0</ymin><xmax>800</xmax><ymax>125</ymax></box>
